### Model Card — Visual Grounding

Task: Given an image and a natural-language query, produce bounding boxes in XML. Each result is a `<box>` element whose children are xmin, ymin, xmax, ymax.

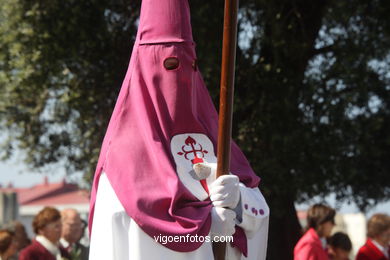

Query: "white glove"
<box><xmin>210</xmin><ymin>207</ymin><xmax>236</xmax><ymax>237</ymax></box>
<box><xmin>209</xmin><ymin>175</ymin><xmax>240</xmax><ymax>209</ymax></box>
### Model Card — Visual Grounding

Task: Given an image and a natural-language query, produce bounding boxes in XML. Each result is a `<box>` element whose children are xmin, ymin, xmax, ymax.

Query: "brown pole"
<box><xmin>213</xmin><ymin>0</ymin><xmax>239</xmax><ymax>259</ymax></box>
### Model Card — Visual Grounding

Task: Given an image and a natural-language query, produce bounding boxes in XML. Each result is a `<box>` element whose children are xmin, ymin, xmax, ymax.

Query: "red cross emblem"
<box><xmin>177</xmin><ymin>136</ymin><xmax>208</xmax><ymax>164</ymax></box>
<box><xmin>177</xmin><ymin>136</ymin><xmax>210</xmax><ymax>194</ymax></box>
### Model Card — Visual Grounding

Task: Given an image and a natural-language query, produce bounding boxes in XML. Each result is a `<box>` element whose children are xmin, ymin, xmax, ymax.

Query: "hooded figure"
<box><xmin>88</xmin><ymin>0</ymin><xmax>269</xmax><ymax>259</ymax></box>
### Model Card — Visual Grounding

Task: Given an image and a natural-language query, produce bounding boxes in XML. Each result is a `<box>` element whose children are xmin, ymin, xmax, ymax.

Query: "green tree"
<box><xmin>1</xmin><ymin>1</ymin><xmax>390</xmax><ymax>259</ymax></box>
<box><xmin>0</xmin><ymin>0</ymin><xmax>139</xmax><ymax>175</ymax></box>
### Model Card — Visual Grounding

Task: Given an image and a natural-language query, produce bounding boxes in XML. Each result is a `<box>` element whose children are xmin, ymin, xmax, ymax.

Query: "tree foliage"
<box><xmin>1</xmin><ymin>0</ymin><xmax>390</xmax><ymax>259</ymax></box>
<box><xmin>0</xmin><ymin>0</ymin><xmax>139</xmax><ymax>175</ymax></box>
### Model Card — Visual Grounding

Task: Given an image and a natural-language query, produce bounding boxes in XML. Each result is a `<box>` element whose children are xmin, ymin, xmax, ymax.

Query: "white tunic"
<box><xmin>89</xmin><ymin>173</ymin><xmax>269</xmax><ymax>260</ymax></box>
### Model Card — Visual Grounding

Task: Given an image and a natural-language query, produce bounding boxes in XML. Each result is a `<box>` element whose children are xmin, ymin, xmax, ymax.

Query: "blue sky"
<box><xmin>0</xmin><ymin>156</ymin><xmax>83</xmax><ymax>188</ymax></box>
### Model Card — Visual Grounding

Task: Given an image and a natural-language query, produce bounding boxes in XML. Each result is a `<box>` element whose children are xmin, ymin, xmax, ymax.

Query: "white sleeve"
<box><xmin>235</xmin><ymin>184</ymin><xmax>270</xmax><ymax>239</ymax></box>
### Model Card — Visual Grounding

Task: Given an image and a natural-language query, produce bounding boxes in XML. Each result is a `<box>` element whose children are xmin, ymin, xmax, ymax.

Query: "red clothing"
<box><xmin>356</xmin><ymin>239</ymin><xmax>389</xmax><ymax>260</ymax></box>
<box><xmin>294</xmin><ymin>228</ymin><xmax>329</xmax><ymax>260</ymax></box>
<box><xmin>19</xmin><ymin>239</ymin><xmax>70</xmax><ymax>260</ymax></box>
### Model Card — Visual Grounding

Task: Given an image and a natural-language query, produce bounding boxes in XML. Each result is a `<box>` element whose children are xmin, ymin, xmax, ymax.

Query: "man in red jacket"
<box><xmin>356</xmin><ymin>213</ymin><xmax>390</xmax><ymax>260</ymax></box>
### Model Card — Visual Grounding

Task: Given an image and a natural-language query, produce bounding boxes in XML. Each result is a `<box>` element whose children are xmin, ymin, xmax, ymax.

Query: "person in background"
<box><xmin>294</xmin><ymin>203</ymin><xmax>336</xmax><ymax>260</ymax></box>
<box><xmin>0</xmin><ymin>229</ymin><xmax>17</xmax><ymax>260</ymax></box>
<box><xmin>19</xmin><ymin>207</ymin><xmax>71</xmax><ymax>260</ymax></box>
<box><xmin>356</xmin><ymin>213</ymin><xmax>390</xmax><ymax>260</ymax></box>
<box><xmin>328</xmin><ymin>232</ymin><xmax>352</xmax><ymax>260</ymax></box>
<box><xmin>4</xmin><ymin>221</ymin><xmax>31</xmax><ymax>260</ymax></box>
<box><xmin>10</xmin><ymin>221</ymin><xmax>30</xmax><ymax>251</ymax></box>
<box><xmin>60</xmin><ymin>208</ymin><xmax>89</xmax><ymax>260</ymax></box>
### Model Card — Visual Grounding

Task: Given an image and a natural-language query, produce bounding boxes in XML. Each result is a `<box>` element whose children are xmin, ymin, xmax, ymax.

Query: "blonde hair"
<box><xmin>307</xmin><ymin>203</ymin><xmax>335</xmax><ymax>231</ymax></box>
<box><xmin>367</xmin><ymin>213</ymin><xmax>390</xmax><ymax>238</ymax></box>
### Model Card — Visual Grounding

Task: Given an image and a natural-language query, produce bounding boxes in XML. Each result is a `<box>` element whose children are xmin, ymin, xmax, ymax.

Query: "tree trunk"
<box><xmin>257</xmin><ymin>1</ymin><xmax>329</xmax><ymax>259</ymax></box>
<box><xmin>266</xmin><ymin>194</ymin><xmax>302</xmax><ymax>260</ymax></box>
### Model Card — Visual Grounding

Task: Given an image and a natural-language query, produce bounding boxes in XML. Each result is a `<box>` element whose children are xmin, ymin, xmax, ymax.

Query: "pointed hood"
<box><xmin>138</xmin><ymin>0</ymin><xmax>193</xmax><ymax>44</ymax></box>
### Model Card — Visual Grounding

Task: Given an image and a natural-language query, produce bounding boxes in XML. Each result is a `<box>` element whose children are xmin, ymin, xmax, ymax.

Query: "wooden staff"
<box><xmin>213</xmin><ymin>0</ymin><xmax>239</xmax><ymax>259</ymax></box>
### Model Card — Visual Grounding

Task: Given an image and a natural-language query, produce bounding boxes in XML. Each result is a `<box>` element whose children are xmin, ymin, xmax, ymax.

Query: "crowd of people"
<box><xmin>294</xmin><ymin>203</ymin><xmax>390</xmax><ymax>260</ymax></box>
<box><xmin>1</xmin><ymin>203</ymin><xmax>389</xmax><ymax>260</ymax></box>
<box><xmin>0</xmin><ymin>207</ymin><xmax>88</xmax><ymax>260</ymax></box>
